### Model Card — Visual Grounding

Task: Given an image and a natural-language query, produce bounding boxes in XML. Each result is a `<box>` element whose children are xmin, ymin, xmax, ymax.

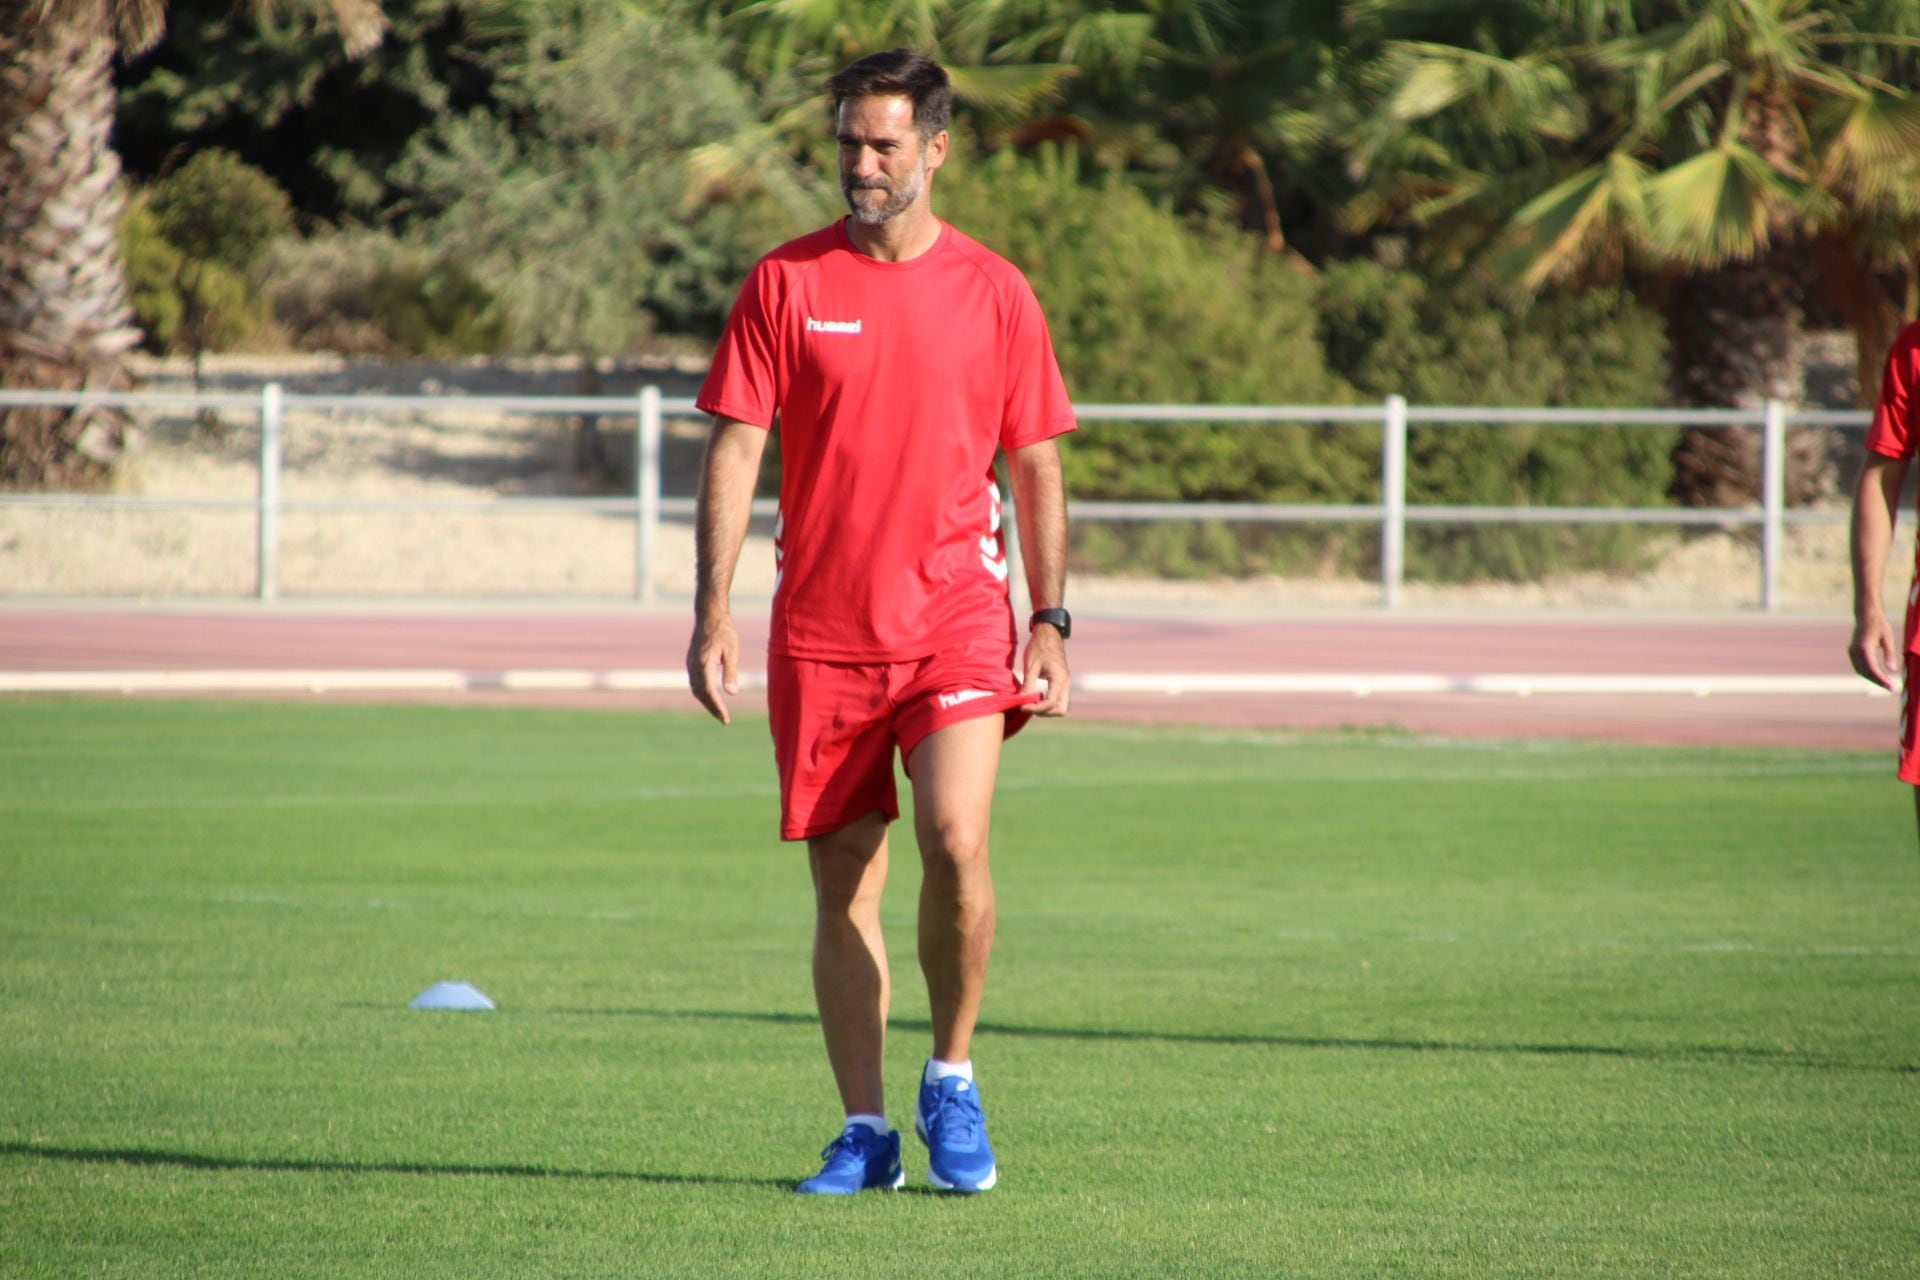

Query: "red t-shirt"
<box><xmin>697</xmin><ymin>219</ymin><xmax>1077</xmax><ymax>662</ymax></box>
<box><xmin>1865</xmin><ymin>321</ymin><xmax>1920</xmax><ymax>461</ymax></box>
<box><xmin>1863</xmin><ymin>320</ymin><xmax>1920</xmax><ymax>648</ymax></box>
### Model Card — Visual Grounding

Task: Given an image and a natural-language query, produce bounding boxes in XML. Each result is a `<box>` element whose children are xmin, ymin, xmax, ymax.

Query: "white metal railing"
<box><xmin>0</xmin><ymin>385</ymin><xmax>1871</xmax><ymax>608</ymax></box>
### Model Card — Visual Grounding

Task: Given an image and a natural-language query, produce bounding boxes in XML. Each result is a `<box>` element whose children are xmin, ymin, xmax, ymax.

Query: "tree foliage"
<box><xmin>34</xmin><ymin>0</ymin><xmax>1919</xmax><ymax>583</ymax></box>
<box><xmin>1318</xmin><ymin>259</ymin><xmax>1677</xmax><ymax>580</ymax></box>
<box><xmin>940</xmin><ymin>144</ymin><xmax>1370</xmax><ymax>576</ymax></box>
<box><xmin>259</xmin><ymin>227</ymin><xmax>502</xmax><ymax>356</ymax></box>
<box><xmin>126</xmin><ymin>150</ymin><xmax>293</xmax><ymax>399</ymax></box>
<box><xmin>398</xmin><ymin>0</ymin><xmax>805</xmax><ymax>357</ymax></box>
<box><xmin>115</xmin><ymin>0</ymin><xmax>484</xmax><ymax>221</ymax></box>
<box><xmin>941</xmin><ymin>145</ymin><xmax>1356</xmax><ymax>502</ymax></box>
<box><xmin>3</xmin><ymin>0</ymin><xmax>387</xmax><ymax>489</ymax></box>
<box><xmin>147</xmin><ymin>147</ymin><xmax>292</xmax><ymax>272</ymax></box>
<box><xmin>124</xmin><ymin>181</ymin><xmax>267</xmax><ymax>361</ymax></box>
<box><xmin>1346</xmin><ymin>0</ymin><xmax>1920</xmax><ymax>405</ymax></box>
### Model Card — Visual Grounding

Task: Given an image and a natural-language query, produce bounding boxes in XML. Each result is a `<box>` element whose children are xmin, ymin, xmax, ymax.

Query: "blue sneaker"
<box><xmin>795</xmin><ymin>1124</ymin><xmax>904</xmax><ymax>1195</ymax></box>
<box><xmin>915</xmin><ymin>1068</ymin><xmax>997</xmax><ymax>1192</ymax></box>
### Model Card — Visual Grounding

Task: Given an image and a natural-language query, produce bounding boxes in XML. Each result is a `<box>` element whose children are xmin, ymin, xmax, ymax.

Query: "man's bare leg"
<box><xmin>908</xmin><ymin>715</ymin><xmax>1005</xmax><ymax>1064</ymax></box>
<box><xmin>807</xmin><ymin>811</ymin><xmax>892</xmax><ymax>1117</ymax></box>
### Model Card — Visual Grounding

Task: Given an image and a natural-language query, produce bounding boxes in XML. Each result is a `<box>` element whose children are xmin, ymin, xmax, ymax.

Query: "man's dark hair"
<box><xmin>827</xmin><ymin>49</ymin><xmax>952</xmax><ymax>138</ymax></box>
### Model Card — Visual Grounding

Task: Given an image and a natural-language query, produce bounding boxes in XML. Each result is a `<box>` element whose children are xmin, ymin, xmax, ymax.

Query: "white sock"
<box><xmin>924</xmin><ymin>1058</ymin><xmax>973</xmax><ymax>1086</ymax></box>
<box><xmin>844</xmin><ymin>1113</ymin><xmax>888</xmax><ymax>1135</ymax></box>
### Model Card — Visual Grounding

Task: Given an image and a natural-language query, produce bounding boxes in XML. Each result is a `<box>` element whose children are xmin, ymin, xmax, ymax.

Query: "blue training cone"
<box><xmin>409</xmin><ymin>981</ymin><xmax>497</xmax><ymax>1011</ymax></box>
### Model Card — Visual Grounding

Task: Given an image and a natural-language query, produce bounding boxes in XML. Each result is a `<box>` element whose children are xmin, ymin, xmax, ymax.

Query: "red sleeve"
<box><xmin>696</xmin><ymin>259</ymin><xmax>782</xmax><ymax>430</ymax></box>
<box><xmin>998</xmin><ymin>273</ymin><xmax>1076</xmax><ymax>452</ymax></box>
<box><xmin>1865</xmin><ymin>323</ymin><xmax>1920</xmax><ymax>459</ymax></box>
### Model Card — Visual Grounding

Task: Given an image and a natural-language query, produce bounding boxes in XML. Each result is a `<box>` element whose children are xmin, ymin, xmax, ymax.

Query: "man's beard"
<box><xmin>843</xmin><ymin>154</ymin><xmax>927</xmax><ymax>226</ymax></box>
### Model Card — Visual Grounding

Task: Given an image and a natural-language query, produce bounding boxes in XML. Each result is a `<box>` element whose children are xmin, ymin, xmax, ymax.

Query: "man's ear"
<box><xmin>924</xmin><ymin>128</ymin><xmax>950</xmax><ymax>177</ymax></box>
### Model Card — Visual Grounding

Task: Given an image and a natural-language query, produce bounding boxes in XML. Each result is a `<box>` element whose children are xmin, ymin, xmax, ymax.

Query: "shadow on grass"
<box><xmin>547</xmin><ymin>1007</ymin><xmax>1919</xmax><ymax>1075</ymax></box>
<box><xmin>0</xmin><ymin>1141</ymin><xmax>793</xmax><ymax>1190</ymax></box>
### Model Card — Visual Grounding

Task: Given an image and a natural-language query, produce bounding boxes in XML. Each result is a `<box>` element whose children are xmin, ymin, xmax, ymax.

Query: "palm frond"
<box><xmin>1811</xmin><ymin>33</ymin><xmax>1920</xmax><ymax>50</ymax></box>
<box><xmin>1653</xmin><ymin>60</ymin><xmax>1730</xmax><ymax>118</ymax></box>
<box><xmin>1269</xmin><ymin>107</ymin><xmax>1333</xmax><ymax>152</ymax></box>
<box><xmin>1820</xmin><ymin>91</ymin><xmax>1920</xmax><ymax>166</ymax></box>
<box><xmin>1544</xmin><ymin>0</ymin><xmax>1640</xmax><ymax>44</ymax></box>
<box><xmin>1784</xmin><ymin>58</ymin><xmax>1881</xmax><ymax>99</ymax></box>
<box><xmin>942</xmin><ymin>0</ymin><xmax>1020</xmax><ymax>62</ymax></box>
<box><xmin>987</xmin><ymin>11</ymin><xmax>1157</xmax><ymax>82</ymax></box>
<box><xmin>1815</xmin><ymin>93</ymin><xmax>1920</xmax><ymax>215</ymax></box>
<box><xmin>1385</xmin><ymin>54</ymin><xmax>1468</xmax><ymax>123</ymax></box>
<box><xmin>1403</xmin><ymin>170</ymin><xmax>1497</xmax><ymax>224</ymax></box>
<box><xmin>1643</xmin><ymin>141</ymin><xmax>1787</xmax><ymax>265</ymax></box>
<box><xmin>1581</xmin><ymin>20</ymin><xmax>1694</xmax><ymax>74</ymax></box>
<box><xmin>945</xmin><ymin>62</ymin><xmax>1076</xmax><ymax>112</ymax></box>
<box><xmin>1357</xmin><ymin>40</ymin><xmax>1584</xmax><ymax>176</ymax></box>
<box><xmin>1669</xmin><ymin>6</ymin><xmax>1734</xmax><ymax>71</ymax></box>
<box><xmin>1504</xmin><ymin>151</ymin><xmax>1649</xmax><ymax>287</ymax></box>
<box><xmin>726</xmin><ymin>0</ymin><xmax>948</xmax><ymax>68</ymax></box>
<box><xmin>1058</xmin><ymin>12</ymin><xmax>1157</xmax><ymax>76</ymax></box>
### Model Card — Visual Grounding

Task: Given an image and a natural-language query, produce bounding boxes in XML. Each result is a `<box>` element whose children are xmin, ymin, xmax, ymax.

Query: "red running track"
<box><xmin>0</xmin><ymin>607</ymin><xmax>1891</xmax><ymax>752</ymax></box>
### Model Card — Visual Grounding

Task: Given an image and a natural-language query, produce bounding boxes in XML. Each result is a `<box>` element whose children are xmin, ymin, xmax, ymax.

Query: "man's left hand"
<box><xmin>1020</xmin><ymin>626</ymin><xmax>1070</xmax><ymax>716</ymax></box>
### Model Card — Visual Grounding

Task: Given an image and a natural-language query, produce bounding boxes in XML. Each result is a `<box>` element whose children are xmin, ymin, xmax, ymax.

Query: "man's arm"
<box><xmin>1007</xmin><ymin>437</ymin><xmax>1069</xmax><ymax>716</ymax></box>
<box><xmin>1849</xmin><ymin>451</ymin><xmax>1910</xmax><ymax>690</ymax></box>
<box><xmin>687</xmin><ymin>417</ymin><xmax>769</xmax><ymax>724</ymax></box>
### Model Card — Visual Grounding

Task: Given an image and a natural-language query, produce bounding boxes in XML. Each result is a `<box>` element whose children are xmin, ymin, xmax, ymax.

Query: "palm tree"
<box><xmin>1004</xmin><ymin>0</ymin><xmax>1353</xmax><ymax>262</ymax></box>
<box><xmin>1347</xmin><ymin>0</ymin><xmax>1920</xmax><ymax>505</ymax></box>
<box><xmin>675</xmin><ymin>0</ymin><xmax>1084</xmax><ymax>235</ymax></box>
<box><xmin>0</xmin><ymin>0</ymin><xmax>384</xmax><ymax>489</ymax></box>
<box><xmin>697</xmin><ymin>0</ymin><xmax>1082</xmax><ymax>125</ymax></box>
<box><xmin>697</xmin><ymin>0</ymin><xmax>1369</xmax><ymax>267</ymax></box>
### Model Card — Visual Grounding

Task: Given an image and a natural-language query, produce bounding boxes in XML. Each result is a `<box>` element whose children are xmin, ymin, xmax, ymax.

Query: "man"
<box><xmin>685</xmin><ymin>49</ymin><xmax>1076</xmax><ymax>1195</ymax></box>
<box><xmin>1848</xmin><ymin>317</ymin><xmax>1920</xmax><ymax>841</ymax></box>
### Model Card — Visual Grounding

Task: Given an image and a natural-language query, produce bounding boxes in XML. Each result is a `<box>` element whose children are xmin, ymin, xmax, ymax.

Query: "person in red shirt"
<box><xmin>1848</xmin><ymin>318</ymin><xmax>1920</xmax><ymax>835</ymax></box>
<box><xmin>686</xmin><ymin>49</ymin><xmax>1075</xmax><ymax>1195</ymax></box>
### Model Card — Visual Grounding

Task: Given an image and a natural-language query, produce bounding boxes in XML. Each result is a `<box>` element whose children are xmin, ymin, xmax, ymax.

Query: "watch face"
<box><xmin>1033</xmin><ymin>609</ymin><xmax>1070</xmax><ymax>640</ymax></box>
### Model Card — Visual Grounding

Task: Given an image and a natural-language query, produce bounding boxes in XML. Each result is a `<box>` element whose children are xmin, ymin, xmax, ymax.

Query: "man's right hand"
<box><xmin>1849</xmin><ymin>611</ymin><xmax>1902</xmax><ymax>691</ymax></box>
<box><xmin>687</xmin><ymin>613</ymin><xmax>740</xmax><ymax>724</ymax></box>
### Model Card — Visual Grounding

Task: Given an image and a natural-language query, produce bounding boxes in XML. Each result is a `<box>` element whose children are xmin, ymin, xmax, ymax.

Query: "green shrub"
<box><xmin>1071</xmin><ymin>519</ymin><xmax>1383</xmax><ymax>579</ymax></box>
<box><xmin>121</xmin><ymin>197</ymin><xmax>184</xmax><ymax>352</ymax></box>
<box><xmin>147</xmin><ymin>149</ymin><xmax>291</xmax><ymax>273</ymax></box>
<box><xmin>940</xmin><ymin>145</ymin><xmax>1370</xmax><ymax>575</ymax></box>
<box><xmin>260</xmin><ymin>228</ymin><xmax>504</xmax><ymax>357</ymax></box>
<box><xmin>369</xmin><ymin>263</ymin><xmax>502</xmax><ymax>358</ymax></box>
<box><xmin>397</xmin><ymin>2</ymin><xmax>799</xmax><ymax>362</ymax></box>
<box><xmin>127</xmin><ymin>150</ymin><xmax>291</xmax><ymax>363</ymax></box>
<box><xmin>123</xmin><ymin>190</ymin><xmax>266</xmax><ymax>357</ymax></box>
<box><xmin>1316</xmin><ymin>260</ymin><xmax>1675</xmax><ymax>582</ymax></box>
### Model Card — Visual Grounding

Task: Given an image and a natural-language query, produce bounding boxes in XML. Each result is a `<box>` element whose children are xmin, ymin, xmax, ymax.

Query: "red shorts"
<box><xmin>1900</xmin><ymin>653</ymin><xmax>1920</xmax><ymax>784</ymax></box>
<box><xmin>766</xmin><ymin>635</ymin><xmax>1039</xmax><ymax>841</ymax></box>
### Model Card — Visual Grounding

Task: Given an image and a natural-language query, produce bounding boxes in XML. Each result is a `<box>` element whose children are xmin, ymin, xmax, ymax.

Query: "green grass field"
<box><xmin>2</xmin><ymin>698</ymin><xmax>1916</xmax><ymax>1278</ymax></box>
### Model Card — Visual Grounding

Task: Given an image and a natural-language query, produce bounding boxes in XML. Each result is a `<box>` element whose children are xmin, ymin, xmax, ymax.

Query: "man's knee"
<box><xmin>916</xmin><ymin>811</ymin><xmax>990</xmax><ymax>877</ymax></box>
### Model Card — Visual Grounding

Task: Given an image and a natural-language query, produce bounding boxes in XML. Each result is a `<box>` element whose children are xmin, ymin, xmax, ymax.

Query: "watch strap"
<box><xmin>1029</xmin><ymin>608</ymin><xmax>1071</xmax><ymax>640</ymax></box>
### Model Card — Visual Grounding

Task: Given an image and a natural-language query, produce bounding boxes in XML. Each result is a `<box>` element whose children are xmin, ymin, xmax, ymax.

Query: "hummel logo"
<box><xmin>937</xmin><ymin>689</ymin><xmax>994</xmax><ymax>710</ymax></box>
<box><xmin>806</xmin><ymin>316</ymin><xmax>862</xmax><ymax>334</ymax></box>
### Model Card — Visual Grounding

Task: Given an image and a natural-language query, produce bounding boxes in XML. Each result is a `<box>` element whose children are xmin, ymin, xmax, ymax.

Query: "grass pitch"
<box><xmin>1</xmin><ymin>699</ymin><xmax>1916</xmax><ymax>1278</ymax></box>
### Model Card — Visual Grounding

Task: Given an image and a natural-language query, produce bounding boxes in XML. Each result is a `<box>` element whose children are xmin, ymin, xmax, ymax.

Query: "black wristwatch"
<box><xmin>1029</xmin><ymin>608</ymin><xmax>1072</xmax><ymax>641</ymax></box>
